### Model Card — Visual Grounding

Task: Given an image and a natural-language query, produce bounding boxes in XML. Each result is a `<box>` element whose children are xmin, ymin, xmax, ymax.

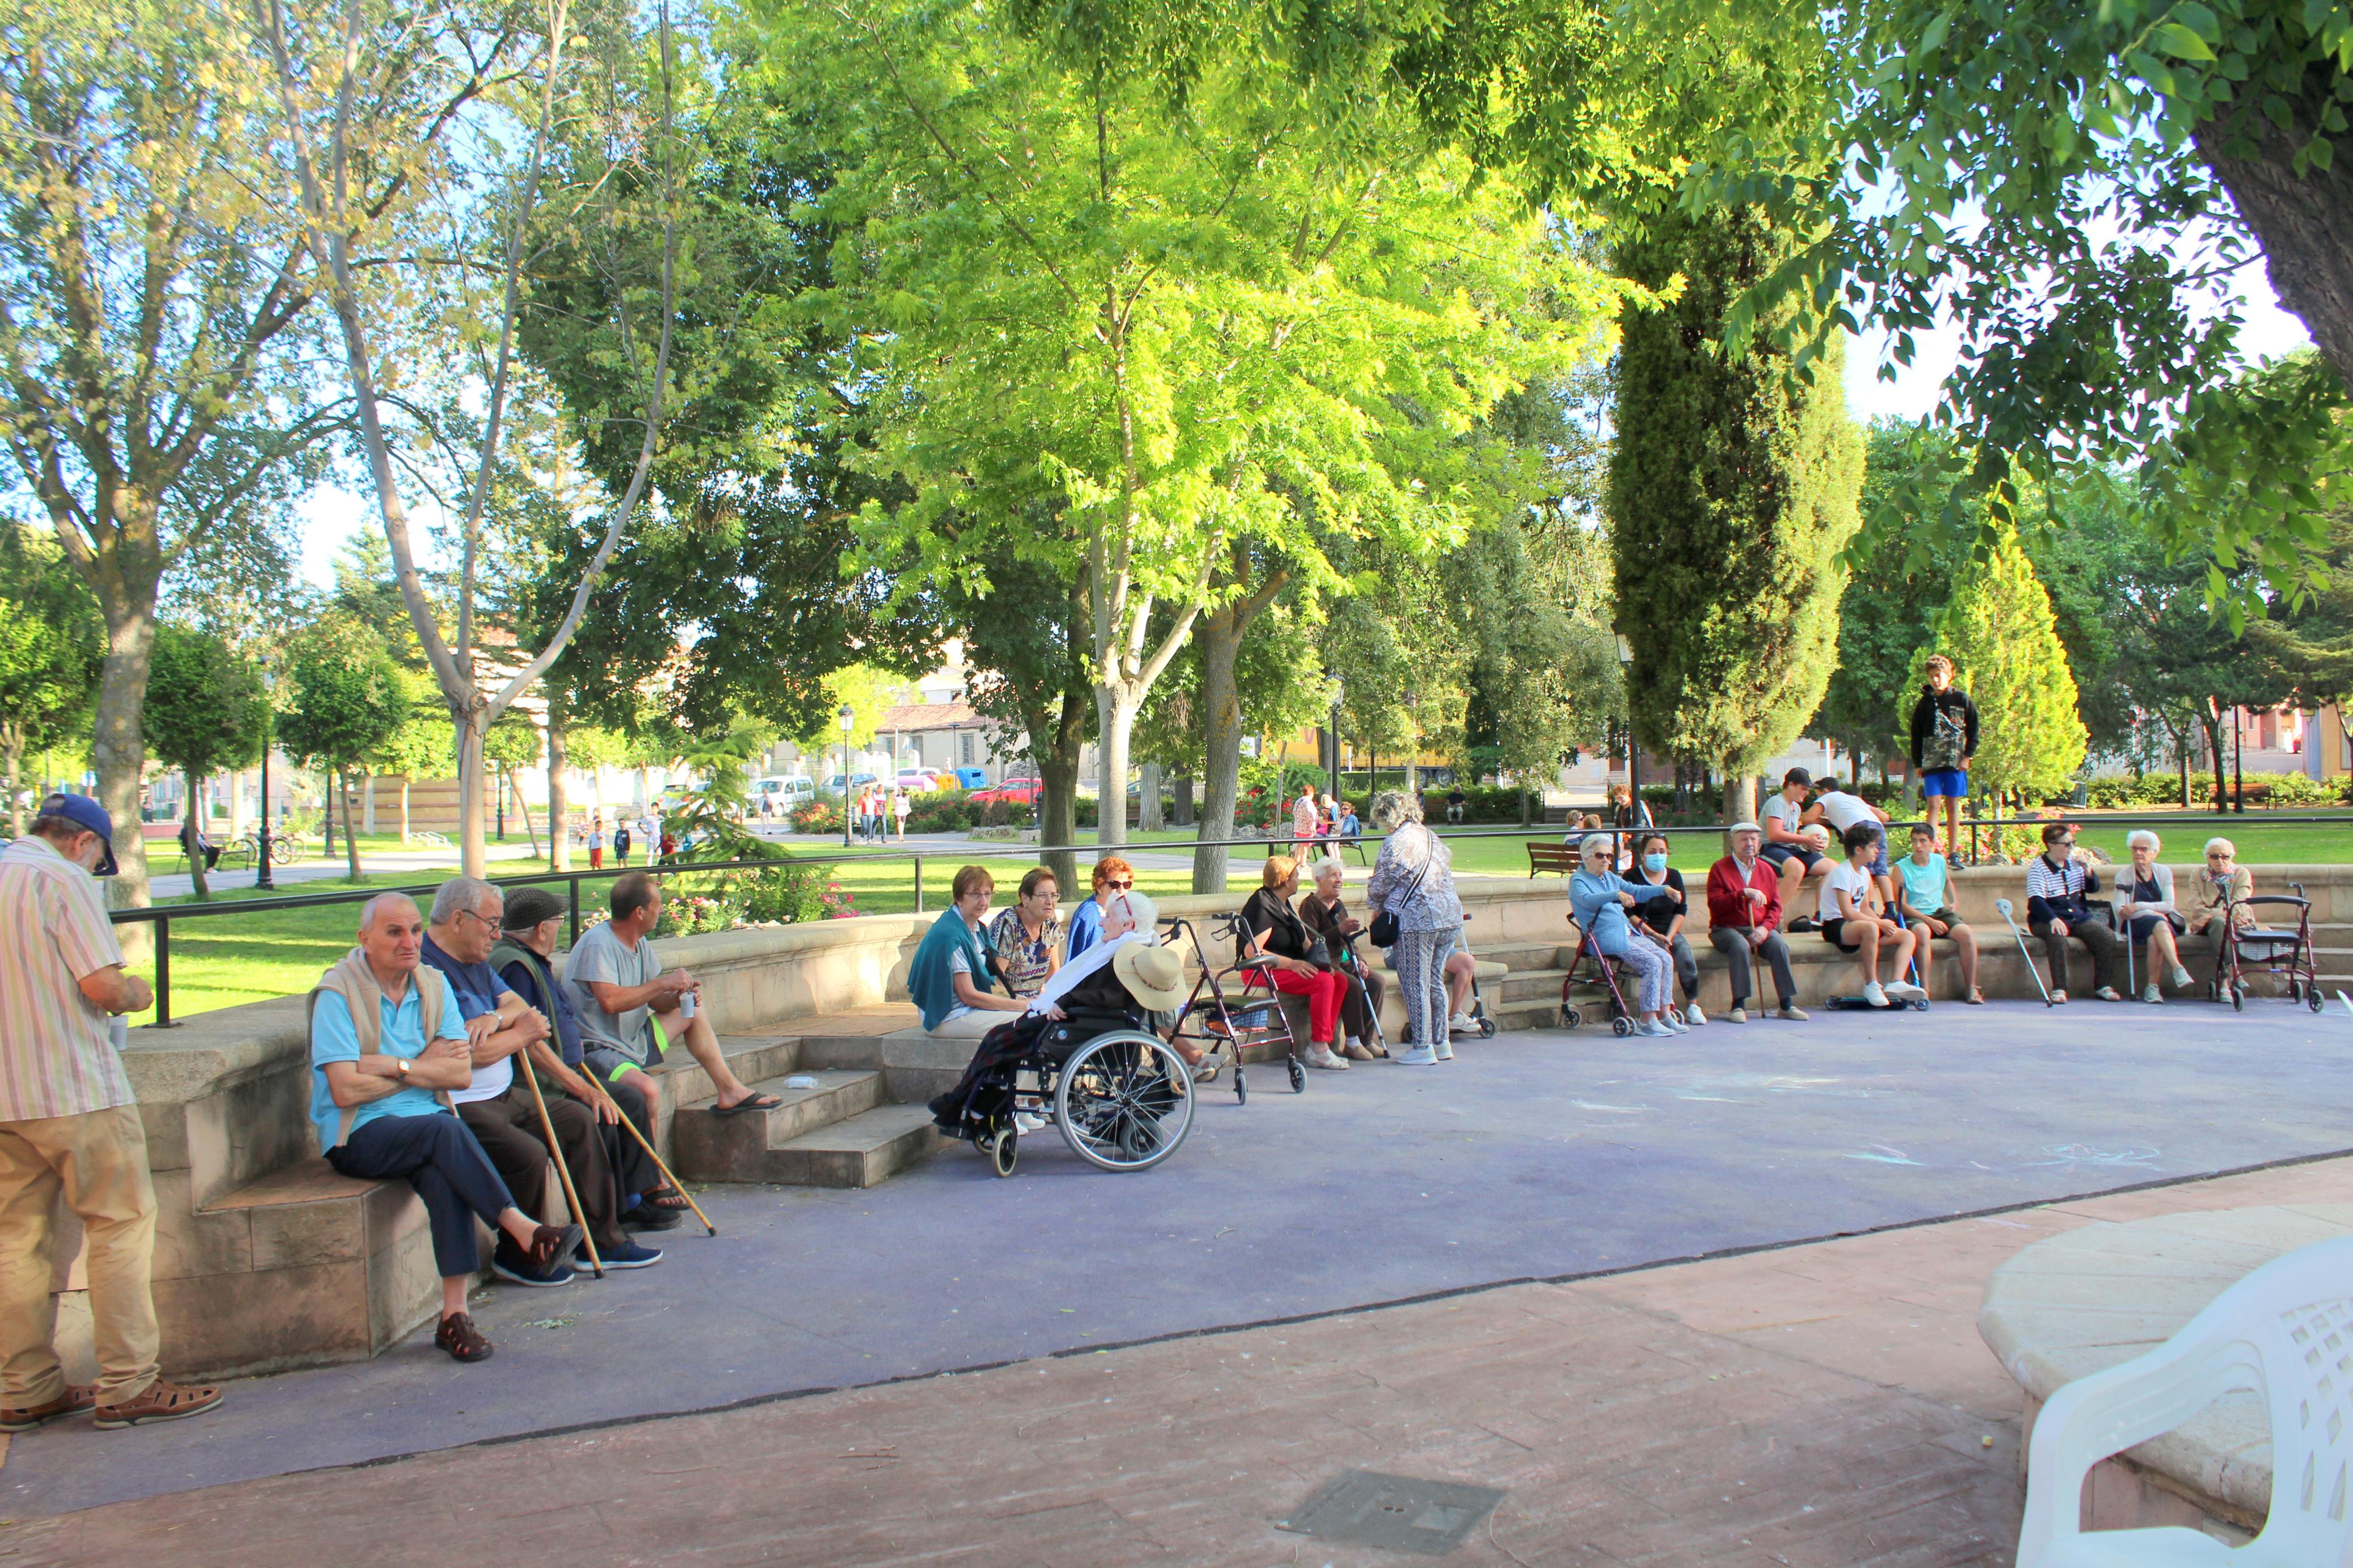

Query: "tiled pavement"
<box><xmin>9</xmin><ymin>1155</ymin><xmax>2345</xmax><ymax>1568</ymax></box>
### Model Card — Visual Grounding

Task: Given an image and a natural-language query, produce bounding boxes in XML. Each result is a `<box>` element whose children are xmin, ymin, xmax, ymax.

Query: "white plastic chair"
<box><xmin>2017</xmin><ymin>1234</ymin><xmax>2353</xmax><ymax>1566</ymax></box>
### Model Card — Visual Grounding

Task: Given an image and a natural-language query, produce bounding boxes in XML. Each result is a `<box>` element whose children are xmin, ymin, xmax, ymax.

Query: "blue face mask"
<box><xmin>1642</xmin><ymin>852</ymin><xmax>1667</xmax><ymax>873</ymax></box>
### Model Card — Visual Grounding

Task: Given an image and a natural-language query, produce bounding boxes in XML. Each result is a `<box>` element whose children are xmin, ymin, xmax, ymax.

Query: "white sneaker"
<box><xmin>2169</xmin><ymin>966</ymin><xmax>2193</xmax><ymax>990</ymax></box>
<box><xmin>1012</xmin><ymin>1111</ymin><xmax>1046</xmax><ymax>1133</ymax></box>
<box><xmin>1861</xmin><ymin>981</ymin><xmax>1889</xmax><ymax>1008</ymax></box>
<box><xmin>1304</xmin><ymin>1047</ymin><xmax>1349</xmax><ymax>1071</ymax></box>
<box><xmin>1635</xmin><ymin>1019</ymin><xmax>1674</xmax><ymax>1037</ymax></box>
<box><xmin>1887</xmin><ymin>980</ymin><xmax>1926</xmax><ymax>1000</ymax></box>
<box><xmin>1393</xmin><ymin>1046</ymin><xmax>1440</xmax><ymax>1066</ymax></box>
<box><xmin>1685</xmin><ymin>1004</ymin><xmax>1707</xmax><ymax>1026</ymax></box>
<box><xmin>1660</xmin><ymin>1014</ymin><xmax>1688</xmax><ymax>1034</ymax></box>
<box><xmin>1433</xmin><ymin>1039</ymin><xmax>1455</xmax><ymax>1060</ymax></box>
<box><xmin>2141</xmin><ymin>983</ymin><xmax>2164</xmax><ymax>1004</ymax></box>
<box><xmin>1448</xmin><ymin>1012</ymin><xmax>1477</xmax><ymax>1033</ymax></box>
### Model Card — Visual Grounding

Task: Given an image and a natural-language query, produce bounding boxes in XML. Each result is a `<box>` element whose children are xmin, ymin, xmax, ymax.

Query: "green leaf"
<box><xmin>2153</xmin><ymin>21</ymin><xmax>2217</xmax><ymax>59</ymax></box>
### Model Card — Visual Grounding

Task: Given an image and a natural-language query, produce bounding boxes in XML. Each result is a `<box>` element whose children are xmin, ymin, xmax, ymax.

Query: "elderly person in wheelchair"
<box><xmin>926</xmin><ymin>890</ymin><xmax>1198</xmax><ymax>1176</ymax></box>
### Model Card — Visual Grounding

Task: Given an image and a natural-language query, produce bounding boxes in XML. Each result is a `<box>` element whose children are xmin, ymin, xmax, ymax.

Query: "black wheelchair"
<box><xmin>931</xmin><ymin>1005</ymin><xmax>1198</xmax><ymax>1178</ymax></box>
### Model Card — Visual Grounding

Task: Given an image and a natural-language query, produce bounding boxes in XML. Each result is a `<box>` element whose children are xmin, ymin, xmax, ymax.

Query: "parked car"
<box><xmin>970</xmin><ymin>775</ymin><xmax>1044</xmax><ymax>806</ymax></box>
<box><xmin>895</xmin><ymin>769</ymin><xmax>942</xmax><ymax>792</ymax></box>
<box><xmin>753</xmin><ymin>775</ymin><xmax>817</xmax><ymax>809</ymax></box>
<box><xmin>823</xmin><ymin>772</ymin><xmax>878</xmax><ymax>792</ymax></box>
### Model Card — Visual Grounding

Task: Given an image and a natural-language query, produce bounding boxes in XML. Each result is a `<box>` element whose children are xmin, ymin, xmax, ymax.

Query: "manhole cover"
<box><xmin>1276</xmin><ymin>1469</ymin><xmax>1507</xmax><ymax>1556</ymax></box>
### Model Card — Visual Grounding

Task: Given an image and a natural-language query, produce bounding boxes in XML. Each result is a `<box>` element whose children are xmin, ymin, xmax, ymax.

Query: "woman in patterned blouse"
<box><xmin>985</xmin><ymin>867</ymin><xmax>1064</xmax><ymax>999</ymax></box>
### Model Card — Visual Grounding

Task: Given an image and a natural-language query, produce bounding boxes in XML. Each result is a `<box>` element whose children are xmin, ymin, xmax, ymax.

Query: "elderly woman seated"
<box><xmin>1244</xmin><ymin>854</ymin><xmax>1352</xmax><ymax>1071</ymax></box>
<box><xmin>909</xmin><ymin>866</ymin><xmax>1033</xmax><ymax>1037</ymax></box>
<box><xmin>2116</xmin><ymin>829</ymin><xmax>2195</xmax><ymax>1002</ymax></box>
<box><xmin>2185</xmin><ymin>836</ymin><xmax>2256</xmax><ymax>938</ymax></box>
<box><xmin>985</xmin><ymin>866</ymin><xmax>1063</xmax><ymax>1001</ymax></box>
<box><xmin>1297</xmin><ymin>855</ymin><xmax>1386</xmax><ymax>1059</ymax></box>
<box><xmin>1570</xmin><ymin>833</ymin><xmax>1678</xmax><ymax>1036</ymax></box>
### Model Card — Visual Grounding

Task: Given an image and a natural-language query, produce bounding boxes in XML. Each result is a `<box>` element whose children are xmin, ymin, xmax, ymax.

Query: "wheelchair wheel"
<box><xmin>989</xmin><ymin>1126</ymin><xmax>1018</xmax><ymax>1178</ymax></box>
<box><xmin>1287</xmin><ymin>1057</ymin><xmax>1307</xmax><ymax>1094</ymax></box>
<box><xmin>1055</xmin><ymin>1029</ymin><xmax>1195</xmax><ymax>1172</ymax></box>
<box><xmin>1610</xmin><ymin>1015</ymin><xmax>1632</xmax><ymax>1037</ymax></box>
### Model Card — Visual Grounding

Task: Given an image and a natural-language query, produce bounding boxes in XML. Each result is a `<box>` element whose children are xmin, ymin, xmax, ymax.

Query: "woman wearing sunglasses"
<box><xmin>1064</xmin><ymin>855</ymin><xmax>1136</xmax><ymax>963</ymax></box>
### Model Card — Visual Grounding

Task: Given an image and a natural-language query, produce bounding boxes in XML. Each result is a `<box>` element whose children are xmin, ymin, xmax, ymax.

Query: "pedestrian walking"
<box><xmin>892</xmin><ymin>788</ymin><xmax>911</xmax><ymax>841</ymax></box>
<box><xmin>0</xmin><ymin>794</ymin><xmax>223</xmax><ymax>1433</ymax></box>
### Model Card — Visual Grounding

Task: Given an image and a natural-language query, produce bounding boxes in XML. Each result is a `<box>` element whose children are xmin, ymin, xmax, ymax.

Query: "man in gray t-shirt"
<box><xmin>558</xmin><ymin>873</ymin><xmax>779</xmax><ymax>1138</ymax></box>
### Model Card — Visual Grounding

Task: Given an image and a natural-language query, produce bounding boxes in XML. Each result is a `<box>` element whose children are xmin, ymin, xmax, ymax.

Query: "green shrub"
<box><xmin>978</xmin><ymin>798</ymin><xmax>1034</xmax><ymax>828</ymax></box>
<box><xmin>792</xmin><ymin>799</ymin><xmax>843</xmax><ymax>834</ymax></box>
<box><xmin>736</xmin><ymin>859</ymin><xmax>833</xmax><ymax>924</ymax></box>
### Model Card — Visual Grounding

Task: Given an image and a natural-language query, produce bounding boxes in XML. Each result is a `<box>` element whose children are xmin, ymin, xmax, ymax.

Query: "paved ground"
<box><xmin>10</xmin><ymin>1157</ymin><xmax>2347</xmax><ymax>1567</ymax></box>
<box><xmin>5</xmin><ymin>1000</ymin><xmax>2348</xmax><ymax>1524</ymax></box>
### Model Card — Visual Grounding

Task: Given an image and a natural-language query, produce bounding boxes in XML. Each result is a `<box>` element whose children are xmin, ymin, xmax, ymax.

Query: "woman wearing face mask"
<box><xmin>1627</xmin><ymin>833</ymin><xmax>1705</xmax><ymax>1026</ymax></box>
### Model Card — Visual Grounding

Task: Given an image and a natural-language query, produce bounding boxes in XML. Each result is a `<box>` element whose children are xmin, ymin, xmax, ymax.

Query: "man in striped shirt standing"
<box><xmin>0</xmin><ymin>794</ymin><xmax>222</xmax><ymax>1434</ymax></box>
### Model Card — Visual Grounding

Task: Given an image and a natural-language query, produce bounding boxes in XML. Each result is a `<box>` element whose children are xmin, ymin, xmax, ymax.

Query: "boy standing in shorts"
<box><xmin>1910</xmin><ymin>655</ymin><xmax>1978</xmax><ymax>868</ymax></box>
<box><xmin>1893</xmin><ymin>823</ymin><xmax>1982</xmax><ymax>1004</ymax></box>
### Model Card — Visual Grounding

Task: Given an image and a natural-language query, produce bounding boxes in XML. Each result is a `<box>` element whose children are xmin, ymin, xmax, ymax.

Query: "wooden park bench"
<box><xmin>1527</xmin><ymin>842</ymin><xmax>1578</xmax><ymax>876</ymax></box>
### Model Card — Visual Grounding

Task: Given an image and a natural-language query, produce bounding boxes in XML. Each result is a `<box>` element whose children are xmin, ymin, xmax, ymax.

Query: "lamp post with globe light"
<box><xmin>839</xmin><ymin>705</ymin><xmax>856</xmax><ymax>851</ymax></box>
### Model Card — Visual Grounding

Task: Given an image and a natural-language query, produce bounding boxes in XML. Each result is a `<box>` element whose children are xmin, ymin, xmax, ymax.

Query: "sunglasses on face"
<box><xmin>1103</xmin><ymin>879</ymin><xmax>1133</xmax><ymax>891</ymax></box>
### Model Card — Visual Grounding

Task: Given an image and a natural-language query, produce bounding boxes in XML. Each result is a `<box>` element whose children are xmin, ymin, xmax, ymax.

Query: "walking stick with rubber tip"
<box><xmin>581</xmin><ymin>1075</ymin><xmax>716</xmax><ymax>1236</ymax></box>
<box><xmin>1994</xmin><ymin>898</ymin><xmax>2055</xmax><ymax>1007</ymax></box>
<box><xmin>520</xmin><ymin>1054</ymin><xmax>600</xmax><ymax>1277</ymax></box>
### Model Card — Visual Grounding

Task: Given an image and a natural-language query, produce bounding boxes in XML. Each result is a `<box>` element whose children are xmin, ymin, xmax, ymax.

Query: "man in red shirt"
<box><xmin>1705</xmin><ymin>821</ymin><xmax>1808</xmax><ymax>1023</ymax></box>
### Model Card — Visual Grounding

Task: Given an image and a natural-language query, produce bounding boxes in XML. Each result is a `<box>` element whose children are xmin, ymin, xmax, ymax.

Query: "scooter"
<box><xmin>1994</xmin><ymin>897</ymin><xmax>2057</xmax><ymax>1007</ymax></box>
<box><xmin>1823</xmin><ymin>905</ymin><xmax>1930</xmax><ymax>1012</ymax></box>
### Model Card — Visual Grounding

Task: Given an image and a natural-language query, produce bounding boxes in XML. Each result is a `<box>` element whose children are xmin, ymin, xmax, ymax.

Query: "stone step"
<box><xmin>652</xmin><ymin>1031</ymin><xmax>801</xmax><ymax>1114</ymax></box>
<box><xmin>762</xmin><ymin>1103</ymin><xmax>949</xmax><ymax>1189</ymax></box>
<box><xmin>668</xmin><ymin>1070</ymin><xmax>886</xmax><ymax>1183</ymax></box>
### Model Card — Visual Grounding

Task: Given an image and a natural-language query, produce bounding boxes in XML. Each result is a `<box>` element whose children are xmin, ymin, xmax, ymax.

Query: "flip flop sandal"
<box><xmin>713</xmin><ymin>1092</ymin><xmax>783</xmax><ymax>1114</ymax></box>
<box><xmin>644</xmin><ymin>1186</ymin><xmax>693</xmax><ymax>1211</ymax></box>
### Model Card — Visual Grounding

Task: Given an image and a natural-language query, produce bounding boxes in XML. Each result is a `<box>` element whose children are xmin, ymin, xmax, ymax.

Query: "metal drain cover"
<box><xmin>1276</xmin><ymin>1469</ymin><xmax>1506</xmax><ymax>1556</ymax></box>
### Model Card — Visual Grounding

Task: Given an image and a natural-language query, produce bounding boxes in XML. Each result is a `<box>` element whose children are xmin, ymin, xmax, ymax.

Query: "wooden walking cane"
<box><xmin>581</xmin><ymin>1075</ymin><xmax>716</xmax><ymax>1236</ymax></box>
<box><xmin>520</xmin><ymin>1053</ymin><xmax>602</xmax><ymax>1277</ymax></box>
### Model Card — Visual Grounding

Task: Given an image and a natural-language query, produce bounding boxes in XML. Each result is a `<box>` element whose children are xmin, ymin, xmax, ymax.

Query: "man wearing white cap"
<box><xmin>1704</xmin><ymin>820</ymin><xmax>1807</xmax><ymax>1023</ymax></box>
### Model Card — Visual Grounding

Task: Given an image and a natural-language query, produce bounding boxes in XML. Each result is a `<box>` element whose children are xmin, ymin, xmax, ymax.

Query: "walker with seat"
<box><xmin>1165</xmin><ymin>912</ymin><xmax>1307</xmax><ymax>1102</ymax></box>
<box><xmin>2206</xmin><ymin>880</ymin><xmax>2323</xmax><ymax>1014</ymax></box>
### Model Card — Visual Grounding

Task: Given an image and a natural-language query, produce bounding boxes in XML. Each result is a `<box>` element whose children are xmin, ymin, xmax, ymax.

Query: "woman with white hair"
<box><xmin>1570</xmin><ymin>833</ymin><xmax>1679</xmax><ymax>1035</ymax></box>
<box><xmin>2116</xmin><ymin>829</ymin><xmax>2194</xmax><ymax>1002</ymax></box>
<box><xmin>2186</xmin><ymin>837</ymin><xmax>2255</xmax><ymax>937</ymax></box>
<box><xmin>1299</xmin><ymin>855</ymin><xmax>1385</xmax><ymax>1058</ymax></box>
<box><xmin>1364</xmin><ymin>788</ymin><xmax>1463</xmax><ymax>1065</ymax></box>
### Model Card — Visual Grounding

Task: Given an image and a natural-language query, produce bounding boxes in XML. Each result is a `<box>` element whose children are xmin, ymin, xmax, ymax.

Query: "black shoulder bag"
<box><xmin>1370</xmin><ymin>838</ymin><xmax>1433</xmax><ymax>950</ymax></box>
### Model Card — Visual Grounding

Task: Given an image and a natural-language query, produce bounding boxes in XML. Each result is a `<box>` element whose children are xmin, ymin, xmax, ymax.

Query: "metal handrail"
<box><xmin>100</xmin><ymin>810</ymin><xmax>2353</xmax><ymax>1029</ymax></box>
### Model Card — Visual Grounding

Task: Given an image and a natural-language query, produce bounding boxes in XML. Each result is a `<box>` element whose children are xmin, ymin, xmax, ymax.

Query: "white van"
<box><xmin>753</xmin><ymin>775</ymin><xmax>817</xmax><ymax>810</ymax></box>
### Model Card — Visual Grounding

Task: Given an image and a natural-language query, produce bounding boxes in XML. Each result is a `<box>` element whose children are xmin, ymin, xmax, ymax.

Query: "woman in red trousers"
<box><xmin>1241</xmin><ymin>854</ymin><xmax>1351</xmax><ymax>1072</ymax></box>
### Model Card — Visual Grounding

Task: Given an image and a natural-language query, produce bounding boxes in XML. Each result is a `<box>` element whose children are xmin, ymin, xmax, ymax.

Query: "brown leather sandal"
<box><xmin>527</xmin><ymin>1222</ymin><xmax>585</xmax><ymax>1275</ymax></box>
<box><xmin>436</xmin><ymin>1312</ymin><xmax>494</xmax><ymax>1363</ymax></box>
<box><xmin>1</xmin><ymin>1384</ymin><xmax>95</xmax><ymax>1432</ymax></box>
<box><xmin>93</xmin><ymin>1379</ymin><xmax>223</xmax><ymax>1428</ymax></box>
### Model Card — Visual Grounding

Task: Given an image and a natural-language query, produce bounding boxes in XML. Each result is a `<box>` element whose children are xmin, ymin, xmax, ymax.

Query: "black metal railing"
<box><xmin>102</xmin><ymin>810</ymin><xmax>2353</xmax><ymax>1027</ymax></box>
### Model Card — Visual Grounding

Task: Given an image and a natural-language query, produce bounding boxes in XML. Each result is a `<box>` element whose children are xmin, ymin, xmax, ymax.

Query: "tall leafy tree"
<box><xmin>143</xmin><ymin>627</ymin><xmax>269</xmax><ymax>899</ymax></box>
<box><xmin>0</xmin><ymin>1</ymin><xmax>498</xmax><ymax>908</ymax></box>
<box><xmin>277</xmin><ymin>621</ymin><xmax>411</xmax><ymax>880</ymax></box>
<box><xmin>1608</xmin><ymin>204</ymin><xmax>1865</xmax><ymax>824</ymax></box>
<box><xmin>1905</xmin><ymin>522</ymin><xmax>2088</xmax><ymax>809</ymax></box>
<box><xmin>760</xmin><ymin>0</ymin><xmax>1619</xmax><ymax>842</ymax></box>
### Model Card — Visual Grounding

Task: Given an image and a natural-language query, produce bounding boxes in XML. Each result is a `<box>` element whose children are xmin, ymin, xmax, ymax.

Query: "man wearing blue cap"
<box><xmin>0</xmin><ymin>794</ymin><xmax>222</xmax><ymax>1433</ymax></box>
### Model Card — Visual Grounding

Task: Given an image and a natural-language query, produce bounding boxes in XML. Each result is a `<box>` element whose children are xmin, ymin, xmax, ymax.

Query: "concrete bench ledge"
<box><xmin>1978</xmin><ymin>1203</ymin><xmax>2353</xmax><ymax>1538</ymax></box>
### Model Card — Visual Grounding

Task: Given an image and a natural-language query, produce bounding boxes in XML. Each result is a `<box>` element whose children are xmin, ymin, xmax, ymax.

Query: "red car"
<box><xmin>968</xmin><ymin>775</ymin><xmax>1044</xmax><ymax>806</ymax></box>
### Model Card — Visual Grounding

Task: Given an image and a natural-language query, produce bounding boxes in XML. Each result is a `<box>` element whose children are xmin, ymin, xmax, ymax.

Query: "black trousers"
<box><xmin>328</xmin><ymin>1114</ymin><xmax>513</xmax><ymax>1279</ymax></box>
<box><xmin>457</xmin><ymin>1083</ymin><xmax>623</xmax><ymax>1250</ymax></box>
<box><xmin>590</xmin><ymin>1074</ymin><xmax>659</xmax><ymax>1197</ymax></box>
<box><xmin>2031</xmin><ymin>918</ymin><xmax>2124</xmax><ymax>994</ymax></box>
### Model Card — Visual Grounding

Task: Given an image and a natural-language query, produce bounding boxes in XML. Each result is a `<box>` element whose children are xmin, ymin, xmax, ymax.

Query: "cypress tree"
<box><xmin>1905</xmin><ymin>519</ymin><xmax>2088</xmax><ymax>823</ymax></box>
<box><xmin>1607</xmin><ymin>205</ymin><xmax>1865</xmax><ymax>826</ymax></box>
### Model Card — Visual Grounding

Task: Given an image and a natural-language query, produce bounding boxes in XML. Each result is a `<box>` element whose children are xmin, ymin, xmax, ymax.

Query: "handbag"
<box><xmin>1370</xmin><ymin>844</ymin><xmax>1433</xmax><ymax>949</ymax></box>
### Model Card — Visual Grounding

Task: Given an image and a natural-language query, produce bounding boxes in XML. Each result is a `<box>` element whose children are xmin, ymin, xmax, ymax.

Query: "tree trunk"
<box><xmin>1138</xmin><ymin>760</ymin><xmax>1164</xmax><ymax>832</ymax></box>
<box><xmin>2192</xmin><ymin>70</ymin><xmax>2353</xmax><ymax>400</ymax></box>
<box><xmin>1191</xmin><ymin>605</ymin><xmax>1246</xmax><ymax>894</ymax></box>
<box><xmin>2177</xmin><ymin>724</ymin><xmax>2192</xmax><ymax>809</ymax></box>
<box><xmin>1170</xmin><ymin>769</ymin><xmax>1194</xmax><ymax>827</ymax></box>
<box><xmin>1094</xmin><ymin>685</ymin><xmax>1139</xmax><ymax>849</ymax></box>
<box><xmin>340</xmin><ymin>767</ymin><xmax>364</xmax><ymax>880</ymax></box>
<box><xmin>90</xmin><ymin>607</ymin><xmax>157</xmax><ymax>948</ymax></box>
<box><xmin>2203</xmin><ymin>698</ymin><xmax>2230</xmax><ymax>813</ymax></box>
<box><xmin>321</xmin><ymin>766</ymin><xmax>336</xmax><ymax>859</ymax></box>
<box><xmin>1037</xmin><ymin>737</ymin><xmax>1082</xmax><ymax>892</ymax></box>
<box><xmin>2</xmin><ymin>730</ymin><xmax>23</xmax><ymax>838</ymax></box>
<box><xmin>546</xmin><ymin>698</ymin><xmax>572</xmax><ymax>873</ymax></box>
<box><xmin>184</xmin><ymin>788</ymin><xmax>210</xmax><ymax>901</ymax></box>
<box><xmin>456</xmin><ymin>707</ymin><xmax>489</xmax><ymax>876</ymax></box>
<box><xmin>510</xmin><ymin>767</ymin><xmax>541</xmax><ymax>858</ymax></box>
<box><xmin>1722</xmin><ymin>773</ymin><xmax>1759</xmax><ymax>851</ymax></box>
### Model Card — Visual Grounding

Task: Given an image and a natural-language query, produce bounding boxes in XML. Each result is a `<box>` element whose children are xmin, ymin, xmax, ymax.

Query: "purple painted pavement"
<box><xmin>7</xmin><ymin>999</ymin><xmax>2350</xmax><ymax>1516</ymax></box>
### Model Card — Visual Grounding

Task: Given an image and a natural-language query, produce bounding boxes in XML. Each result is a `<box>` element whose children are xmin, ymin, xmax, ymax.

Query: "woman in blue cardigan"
<box><xmin>909</xmin><ymin>866</ymin><xmax>1031</xmax><ymax>1037</ymax></box>
<box><xmin>1570</xmin><ymin>833</ymin><xmax>1679</xmax><ymax>1036</ymax></box>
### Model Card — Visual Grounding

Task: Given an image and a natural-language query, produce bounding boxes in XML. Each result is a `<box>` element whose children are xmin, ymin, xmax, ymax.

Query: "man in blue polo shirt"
<box><xmin>311</xmin><ymin>894</ymin><xmax>583</xmax><ymax>1362</ymax></box>
<box><xmin>422</xmin><ymin>877</ymin><xmax>658</xmax><ymax>1275</ymax></box>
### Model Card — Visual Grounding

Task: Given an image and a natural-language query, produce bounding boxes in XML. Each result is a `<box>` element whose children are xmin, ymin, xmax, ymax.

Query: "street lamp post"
<box><xmin>1328</xmin><ymin>676</ymin><xmax>1344</xmax><ymax>804</ymax></box>
<box><xmin>255</xmin><ymin>655</ymin><xmax>276</xmax><ymax>890</ymax></box>
<box><xmin>1616</xmin><ymin>634</ymin><xmax>1640</xmax><ymax>809</ymax></box>
<box><xmin>839</xmin><ymin>705</ymin><xmax>856</xmax><ymax>851</ymax></box>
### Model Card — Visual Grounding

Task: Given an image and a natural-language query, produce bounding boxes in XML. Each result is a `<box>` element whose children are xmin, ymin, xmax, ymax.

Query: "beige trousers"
<box><xmin>0</xmin><ymin>1104</ymin><xmax>160</xmax><ymax>1407</ymax></box>
<box><xmin>925</xmin><ymin>1009</ymin><xmax>1006</xmax><ymax>1039</ymax></box>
